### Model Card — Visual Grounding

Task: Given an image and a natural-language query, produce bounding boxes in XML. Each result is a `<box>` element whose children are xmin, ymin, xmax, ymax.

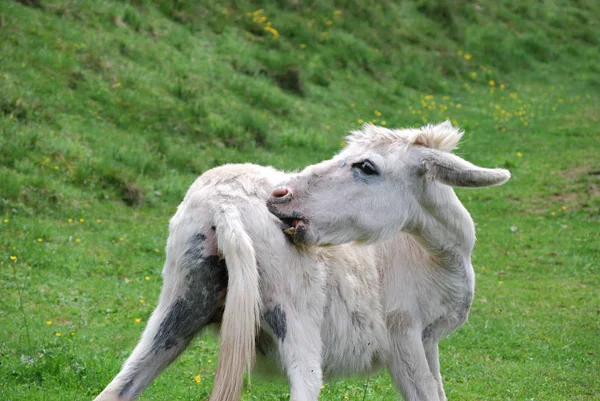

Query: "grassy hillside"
<box><xmin>1</xmin><ymin>1</ymin><xmax>598</xmax><ymax>400</ymax></box>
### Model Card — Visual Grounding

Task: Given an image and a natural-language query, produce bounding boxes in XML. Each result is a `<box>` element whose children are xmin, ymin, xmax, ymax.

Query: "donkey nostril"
<box><xmin>272</xmin><ymin>187</ymin><xmax>289</xmax><ymax>198</ymax></box>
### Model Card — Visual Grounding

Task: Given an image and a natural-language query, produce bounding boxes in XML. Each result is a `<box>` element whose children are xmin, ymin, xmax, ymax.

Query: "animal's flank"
<box><xmin>153</xmin><ymin>255</ymin><xmax>227</xmax><ymax>350</ymax></box>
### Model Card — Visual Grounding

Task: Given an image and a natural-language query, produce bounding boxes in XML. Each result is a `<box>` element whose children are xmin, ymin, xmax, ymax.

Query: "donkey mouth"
<box><xmin>267</xmin><ymin>204</ymin><xmax>308</xmax><ymax>240</ymax></box>
<box><xmin>279</xmin><ymin>217</ymin><xmax>306</xmax><ymax>235</ymax></box>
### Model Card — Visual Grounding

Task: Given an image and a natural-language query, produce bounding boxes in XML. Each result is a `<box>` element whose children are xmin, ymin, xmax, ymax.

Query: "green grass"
<box><xmin>1</xmin><ymin>0</ymin><xmax>598</xmax><ymax>400</ymax></box>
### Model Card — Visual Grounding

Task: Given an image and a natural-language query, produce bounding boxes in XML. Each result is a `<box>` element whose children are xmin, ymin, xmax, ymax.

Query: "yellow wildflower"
<box><xmin>299</xmin><ymin>43</ymin><xmax>306</xmax><ymax>49</ymax></box>
<box><xmin>489</xmin><ymin>80</ymin><xmax>496</xmax><ymax>87</ymax></box>
<box><xmin>55</xmin><ymin>332</ymin><xmax>62</xmax><ymax>337</ymax></box>
<box><xmin>374</xmin><ymin>110</ymin><xmax>382</xmax><ymax>117</ymax></box>
<box><xmin>561</xmin><ymin>205</ymin><xmax>567</xmax><ymax>211</ymax></box>
<box><xmin>79</xmin><ymin>218</ymin><xmax>84</xmax><ymax>223</ymax></box>
<box><xmin>38</xmin><ymin>238</ymin><xmax>43</xmax><ymax>242</ymax></box>
<box><xmin>3</xmin><ymin>219</ymin><xmax>8</xmax><ymax>223</ymax></box>
<box><xmin>334</xmin><ymin>10</ymin><xmax>343</xmax><ymax>15</ymax></box>
<box><xmin>68</xmin><ymin>218</ymin><xmax>73</xmax><ymax>223</ymax></box>
<box><xmin>464</xmin><ymin>53</ymin><xmax>472</xmax><ymax>61</ymax></box>
<box><xmin>381</xmin><ymin>120</ymin><xmax>387</xmax><ymax>126</ymax></box>
<box><xmin>10</xmin><ymin>255</ymin><xmax>17</xmax><ymax>261</ymax></box>
<box><xmin>516</xmin><ymin>152</ymin><xmax>523</xmax><ymax>157</ymax></box>
<box><xmin>75</xmin><ymin>238</ymin><xmax>81</xmax><ymax>243</ymax></box>
<box><xmin>145</xmin><ymin>276</ymin><xmax>151</xmax><ymax>281</ymax></box>
<box><xmin>194</xmin><ymin>375</ymin><xmax>201</xmax><ymax>383</ymax></box>
<box><xmin>470</xmin><ymin>72</ymin><xmax>477</xmax><ymax>79</ymax></box>
<box><xmin>357</xmin><ymin>119</ymin><xmax>364</xmax><ymax>124</ymax></box>
<box><xmin>46</xmin><ymin>321</ymin><xmax>52</xmax><ymax>325</ymax></box>
<box><xmin>264</xmin><ymin>26</ymin><xmax>279</xmax><ymax>39</ymax></box>
<box><xmin>326</xmin><ymin>20</ymin><xmax>333</xmax><ymax>26</ymax></box>
<box><xmin>135</xmin><ymin>318</ymin><xmax>142</xmax><ymax>323</ymax></box>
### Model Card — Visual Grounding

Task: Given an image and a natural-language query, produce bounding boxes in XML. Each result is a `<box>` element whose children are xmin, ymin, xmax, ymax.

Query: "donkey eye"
<box><xmin>352</xmin><ymin>160</ymin><xmax>379</xmax><ymax>176</ymax></box>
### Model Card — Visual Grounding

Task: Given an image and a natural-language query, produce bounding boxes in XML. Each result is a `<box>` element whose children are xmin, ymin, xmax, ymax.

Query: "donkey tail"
<box><xmin>209</xmin><ymin>206</ymin><xmax>261</xmax><ymax>401</ymax></box>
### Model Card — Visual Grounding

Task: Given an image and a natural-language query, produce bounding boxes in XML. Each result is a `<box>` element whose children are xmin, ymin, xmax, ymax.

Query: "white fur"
<box><xmin>94</xmin><ymin>163</ymin><xmax>289</xmax><ymax>401</ymax></box>
<box><xmin>93</xmin><ymin>163</ymin><xmax>388</xmax><ymax>401</ymax></box>
<box><xmin>268</xmin><ymin>122</ymin><xmax>510</xmax><ymax>400</ymax></box>
<box><xmin>94</xmin><ymin>122</ymin><xmax>509</xmax><ymax>401</ymax></box>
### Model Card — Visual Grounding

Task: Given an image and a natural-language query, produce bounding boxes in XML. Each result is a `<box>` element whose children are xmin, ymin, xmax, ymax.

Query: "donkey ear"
<box><xmin>422</xmin><ymin>150</ymin><xmax>511</xmax><ymax>188</ymax></box>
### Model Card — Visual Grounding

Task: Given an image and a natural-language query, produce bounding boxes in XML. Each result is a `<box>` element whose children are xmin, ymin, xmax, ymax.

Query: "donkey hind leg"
<box><xmin>424</xmin><ymin>341</ymin><xmax>447</xmax><ymax>401</ymax></box>
<box><xmin>264</xmin><ymin>305</ymin><xmax>323</xmax><ymax>401</ymax></box>
<box><xmin>94</xmin><ymin>256</ymin><xmax>227</xmax><ymax>401</ymax></box>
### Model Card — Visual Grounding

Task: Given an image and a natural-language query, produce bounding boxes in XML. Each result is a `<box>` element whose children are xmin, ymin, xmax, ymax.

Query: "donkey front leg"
<box><xmin>387</xmin><ymin>311</ymin><xmax>440</xmax><ymax>401</ymax></box>
<box><xmin>94</xmin><ymin>256</ymin><xmax>227</xmax><ymax>401</ymax></box>
<box><xmin>388</xmin><ymin>332</ymin><xmax>441</xmax><ymax>401</ymax></box>
<box><xmin>424</xmin><ymin>341</ymin><xmax>447</xmax><ymax>401</ymax></box>
<box><xmin>264</xmin><ymin>304</ymin><xmax>323</xmax><ymax>401</ymax></box>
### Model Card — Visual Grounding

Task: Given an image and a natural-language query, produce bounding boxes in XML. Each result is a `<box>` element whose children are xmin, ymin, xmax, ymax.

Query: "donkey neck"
<box><xmin>409</xmin><ymin>184</ymin><xmax>476</xmax><ymax>269</ymax></box>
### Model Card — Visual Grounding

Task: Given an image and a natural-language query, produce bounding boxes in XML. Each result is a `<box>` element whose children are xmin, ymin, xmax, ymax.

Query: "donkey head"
<box><xmin>267</xmin><ymin>122</ymin><xmax>510</xmax><ymax>246</ymax></box>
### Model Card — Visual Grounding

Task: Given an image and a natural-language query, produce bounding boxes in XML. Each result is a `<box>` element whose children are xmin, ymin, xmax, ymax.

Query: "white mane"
<box><xmin>345</xmin><ymin>121</ymin><xmax>464</xmax><ymax>153</ymax></box>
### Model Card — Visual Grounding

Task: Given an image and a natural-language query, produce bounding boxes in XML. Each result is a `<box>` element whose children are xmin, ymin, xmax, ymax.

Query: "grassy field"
<box><xmin>1</xmin><ymin>0</ymin><xmax>598</xmax><ymax>400</ymax></box>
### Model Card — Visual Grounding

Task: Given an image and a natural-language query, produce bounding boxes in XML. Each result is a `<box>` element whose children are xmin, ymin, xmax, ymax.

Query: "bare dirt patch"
<box><xmin>527</xmin><ymin>165</ymin><xmax>599</xmax><ymax>216</ymax></box>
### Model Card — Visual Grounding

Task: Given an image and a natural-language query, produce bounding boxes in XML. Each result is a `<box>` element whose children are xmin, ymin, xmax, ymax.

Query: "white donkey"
<box><xmin>94</xmin><ymin>122</ymin><xmax>509</xmax><ymax>401</ymax></box>
<box><xmin>268</xmin><ymin>121</ymin><xmax>510</xmax><ymax>400</ymax></box>
<box><xmin>94</xmin><ymin>163</ymin><xmax>389</xmax><ymax>401</ymax></box>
